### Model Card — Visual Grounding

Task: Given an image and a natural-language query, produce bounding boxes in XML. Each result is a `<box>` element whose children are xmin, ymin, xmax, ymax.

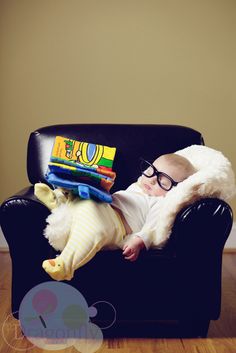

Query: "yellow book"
<box><xmin>51</xmin><ymin>136</ymin><xmax>116</xmax><ymax>177</ymax></box>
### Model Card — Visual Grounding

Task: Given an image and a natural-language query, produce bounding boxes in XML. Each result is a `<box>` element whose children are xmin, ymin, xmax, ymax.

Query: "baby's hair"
<box><xmin>159</xmin><ymin>153</ymin><xmax>197</xmax><ymax>180</ymax></box>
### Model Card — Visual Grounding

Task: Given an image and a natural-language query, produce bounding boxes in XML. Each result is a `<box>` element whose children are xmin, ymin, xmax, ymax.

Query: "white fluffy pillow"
<box><xmin>150</xmin><ymin>144</ymin><xmax>236</xmax><ymax>248</ymax></box>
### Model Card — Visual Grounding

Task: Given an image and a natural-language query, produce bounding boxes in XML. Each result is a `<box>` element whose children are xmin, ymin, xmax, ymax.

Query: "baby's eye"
<box><xmin>158</xmin><ymin>175</ymin><xmax>172</xmax><ymax>189</ymax></box>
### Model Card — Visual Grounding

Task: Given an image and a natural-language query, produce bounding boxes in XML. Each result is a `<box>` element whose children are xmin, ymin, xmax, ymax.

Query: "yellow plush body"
<box><xmin>34</xmin><ymin>184</ymin><xmax>125</xmax><ymax>281</ymax></box>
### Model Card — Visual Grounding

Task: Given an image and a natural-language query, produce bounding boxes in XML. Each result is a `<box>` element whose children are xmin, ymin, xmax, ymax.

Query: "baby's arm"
<box><xmin>122</xmin><ymin>236</ymin><xmax>145</xmax><ymax>261</ymax></box>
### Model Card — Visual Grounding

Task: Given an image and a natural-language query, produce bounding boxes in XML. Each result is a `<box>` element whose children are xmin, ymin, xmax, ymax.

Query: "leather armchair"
<box><xmin>0</xmin><ymin>124</ymin><xmax>233</xmax><ymax>338</ymax></box>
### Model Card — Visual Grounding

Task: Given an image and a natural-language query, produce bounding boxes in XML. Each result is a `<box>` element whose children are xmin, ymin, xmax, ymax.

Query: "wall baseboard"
<box><xmin>0</xmin><ymin>247</ymin><xmax>9</xmax><ymax>252</ymax></box>
<box><xmin>223</xmin><ymin>248</ymin><xmax>236</xmax><ymax>253</ymax></box>
<box><xmin>224</xmin><ymin>222</ymin><xmax>236</xmax><ymax>249</ymax></box>
<box><xmin>0</xmin><ymin>227</ymin><xmax>9</xmax><ymax>250</ymax></box>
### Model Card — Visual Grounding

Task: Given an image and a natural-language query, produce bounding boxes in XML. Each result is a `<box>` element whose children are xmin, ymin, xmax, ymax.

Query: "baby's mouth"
<box><xmin>144</xmin><ymin>184</ymin><xmax>151</xmax><ymax>191</ymax></box>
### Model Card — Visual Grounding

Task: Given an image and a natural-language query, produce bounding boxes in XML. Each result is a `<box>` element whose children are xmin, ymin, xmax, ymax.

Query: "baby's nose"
<box><xmin>149</xmin><ymin>176</ymin><xmax>157</xmax><ymax>185</ymax></box>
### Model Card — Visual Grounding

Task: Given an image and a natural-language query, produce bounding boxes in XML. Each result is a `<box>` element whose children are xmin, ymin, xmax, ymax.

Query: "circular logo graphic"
<box><xmin>18</xmin><ymin>281</ymin><xmax>103</xmax><ymax>352</ymax></box>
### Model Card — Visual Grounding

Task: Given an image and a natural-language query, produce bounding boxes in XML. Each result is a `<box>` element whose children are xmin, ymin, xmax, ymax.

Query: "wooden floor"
<box><xmin>0</xmin><ymin>252</ymin><xmax>236</xmax><ymax>353</ymax></box>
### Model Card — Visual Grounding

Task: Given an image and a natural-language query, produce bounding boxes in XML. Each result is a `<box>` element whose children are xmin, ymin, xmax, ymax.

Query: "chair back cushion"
<box><xmin>27</xmin><ymin>124</ymin><xmax>203</xmax><ymax>192</ymax></box>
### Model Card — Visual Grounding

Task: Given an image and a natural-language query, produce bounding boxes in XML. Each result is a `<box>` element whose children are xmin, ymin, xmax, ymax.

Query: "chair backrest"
<box><xmin>27</xmin><ymin>124</ymin><xmax>204</xmax><ymax>192</ymax></box>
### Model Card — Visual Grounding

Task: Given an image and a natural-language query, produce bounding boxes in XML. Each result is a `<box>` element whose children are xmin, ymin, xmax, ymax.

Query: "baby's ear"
<box><xmin>34</xmin><ymin>183</ymin><xmax>58</xmax><ymax>210</ymax></box>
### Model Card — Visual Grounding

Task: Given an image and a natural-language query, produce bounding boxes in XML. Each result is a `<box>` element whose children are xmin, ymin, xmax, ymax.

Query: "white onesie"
<box><xmin>111</xmin><ymin>181</ymin><xmax>163</xmax><ymax>249</ymax></box>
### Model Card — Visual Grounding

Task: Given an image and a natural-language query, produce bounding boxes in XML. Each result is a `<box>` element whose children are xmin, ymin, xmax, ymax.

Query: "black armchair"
<box><xmin>0</xmin><ymin>124</ymin><xmax>233</xmax><ymax>338</ymax></box>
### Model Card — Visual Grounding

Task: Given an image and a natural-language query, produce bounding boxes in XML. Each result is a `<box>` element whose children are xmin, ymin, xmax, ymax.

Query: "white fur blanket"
<box><xmin>149</xmin><ymin>144</ymin><xmax>236</xmax><ymax>248</ymax></box>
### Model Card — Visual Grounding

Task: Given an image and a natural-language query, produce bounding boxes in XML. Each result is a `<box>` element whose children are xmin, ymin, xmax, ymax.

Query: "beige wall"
<box><xmin>0</xmin><ymin>0</ymin><xmax>235</xmax><ymax>214</ymax></box>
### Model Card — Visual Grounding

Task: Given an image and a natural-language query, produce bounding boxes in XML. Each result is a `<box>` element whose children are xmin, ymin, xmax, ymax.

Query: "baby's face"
<box><xmin>139</xmin><ymin>158</ymin><xmax>186</xmax><ymax>197</ymax></box>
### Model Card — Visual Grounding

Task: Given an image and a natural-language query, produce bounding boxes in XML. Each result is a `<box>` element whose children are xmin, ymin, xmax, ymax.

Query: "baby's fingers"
<box><xmin>124</xmin><ymin>252</ymin><xmax>137</xmax><ymax>261</ymax></box>
<box><xmin>123</xmin><ymin>246</ymin><xmax>132</xmax><ymax>256</ymax></box>
<box><xmin>123</xmin><ymin>243</ymin><xmax>129</xmax><ymax>251</ymax></box>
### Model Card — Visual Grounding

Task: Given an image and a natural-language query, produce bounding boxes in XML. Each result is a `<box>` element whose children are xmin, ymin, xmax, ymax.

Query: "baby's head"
<box><xmin>139</xmin><ymin>153</ymin><xmax>196</xmax><ymax>197</ymax></box>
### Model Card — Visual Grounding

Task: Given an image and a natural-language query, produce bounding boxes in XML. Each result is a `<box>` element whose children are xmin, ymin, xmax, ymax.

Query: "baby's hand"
<box><xmin>122</xmin><ymin>236</ymin><xmax>145</xmax><ymax>262</ymax></box>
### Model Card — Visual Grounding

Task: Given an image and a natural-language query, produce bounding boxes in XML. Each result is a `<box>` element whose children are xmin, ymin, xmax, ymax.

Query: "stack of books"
<box><xmin>46</xmin><ymin>136</ymin><xmax>117</xmax><ymax>202</ymax></box>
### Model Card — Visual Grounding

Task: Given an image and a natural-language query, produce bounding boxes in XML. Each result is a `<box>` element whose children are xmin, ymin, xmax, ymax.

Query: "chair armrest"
<box><xmin>173</xmin><ymin>197</ymin><xmax>233</xmax><ymax>251</ymax></box>
<box><xmin>0</xmin><ymin>186</ymin><xmax>53</xmax><ymax>315</ymax></box>
<box><xmin>171</xmin><ymin>197</ymin><xmax>233</xmax><ymax>319</ymax></box>
<box><xmin>0</xmin><ymin>185</ymin><xmax>50</xmax><ymax>253</ymax></box>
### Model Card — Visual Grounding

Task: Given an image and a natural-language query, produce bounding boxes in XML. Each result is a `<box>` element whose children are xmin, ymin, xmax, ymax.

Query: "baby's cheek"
<box><xmin>139</xmin><ymin>177</ymin><xmax>146</xmax><ymax>190</ymax></box>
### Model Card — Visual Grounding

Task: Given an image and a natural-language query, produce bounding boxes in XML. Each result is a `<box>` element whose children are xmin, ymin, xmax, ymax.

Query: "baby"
<box><xmin>118</xmin><ymin>153</ymin><xmax>197</xmax><ymax>261</ymax></box>
<box><xmin>35</xmin><ymin>153</ymin><xmax>196</xmax><ymax>281</ymax></box>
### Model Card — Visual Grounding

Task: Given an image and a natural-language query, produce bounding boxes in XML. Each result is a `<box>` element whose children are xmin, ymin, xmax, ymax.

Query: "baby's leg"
<box><xmin>42</xmin><ymin>200</ymin><xmax>125</xmax><ymax>281</ymax></box>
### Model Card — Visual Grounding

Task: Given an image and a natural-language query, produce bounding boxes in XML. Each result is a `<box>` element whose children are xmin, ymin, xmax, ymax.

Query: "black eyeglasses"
<box><xmin>140</xmin><ymin>158</ymin><xmax>179</xmax><ymax>191</ymax></box>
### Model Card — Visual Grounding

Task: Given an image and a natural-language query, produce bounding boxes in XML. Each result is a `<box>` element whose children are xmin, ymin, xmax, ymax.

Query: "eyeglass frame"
<box><xmin>140</xmin><ymin>158</ymin><xmax>179</xmax><ymax>191</ymax></box>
